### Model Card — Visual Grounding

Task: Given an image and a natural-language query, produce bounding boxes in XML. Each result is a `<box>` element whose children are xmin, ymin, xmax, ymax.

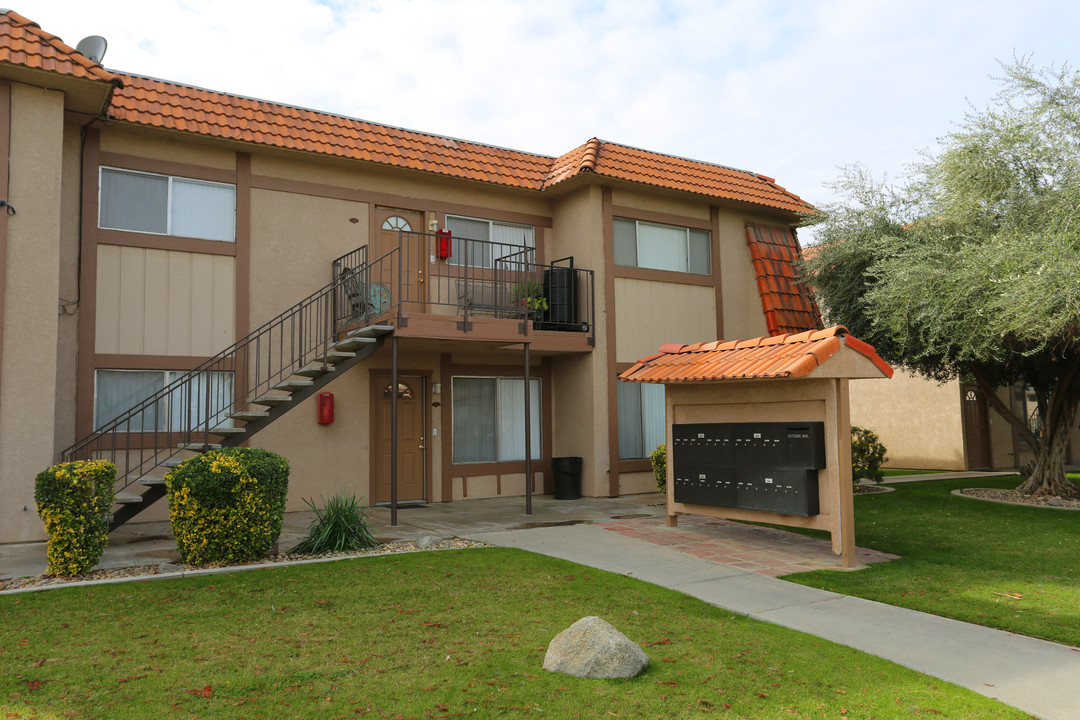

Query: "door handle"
<box><xmin>419</xmin><ymin>435</ymin><xmax>425</xmax><ymax>450</ymax></box>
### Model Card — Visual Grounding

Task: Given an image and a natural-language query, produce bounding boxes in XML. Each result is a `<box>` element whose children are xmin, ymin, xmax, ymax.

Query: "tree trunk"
<box><xmin>1018</xmin><ymin>390</ymin><xmax>1080</xmax><ymax>498</ymax></box>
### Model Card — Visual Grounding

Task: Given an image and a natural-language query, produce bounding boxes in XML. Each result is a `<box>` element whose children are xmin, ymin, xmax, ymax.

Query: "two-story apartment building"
<box><xmin>0</xmin><ymin>10</ymin><xmax>820</xmax><ymax>543</ymax></box>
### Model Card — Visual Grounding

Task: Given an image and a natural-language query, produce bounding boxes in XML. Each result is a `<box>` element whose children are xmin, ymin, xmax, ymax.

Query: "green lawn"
<box><xmin>0</xmin><ymin>548</ymin><xmax>1028</xmax><ymax>719</ymax></box>
<box><xmin>786</xmin><ymin>475</ymin><xmax>1080</xmax><ymax>647</ymax></box>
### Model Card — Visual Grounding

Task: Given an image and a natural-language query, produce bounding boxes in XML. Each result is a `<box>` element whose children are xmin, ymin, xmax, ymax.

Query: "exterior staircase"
<box><xmin>59</xmin><ymin>246</ymin><xmax>393</xmax><ymax>531</ymax></box>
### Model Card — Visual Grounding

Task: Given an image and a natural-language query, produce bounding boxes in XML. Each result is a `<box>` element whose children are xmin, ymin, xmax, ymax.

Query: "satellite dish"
<box><xmin>75</xmin><ymin>35</ymin><xmax>107</xmax><ymax>65</ymax></box>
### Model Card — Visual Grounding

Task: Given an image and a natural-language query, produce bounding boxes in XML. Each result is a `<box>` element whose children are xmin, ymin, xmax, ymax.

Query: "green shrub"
<box><xmin>34</xmin><ymin>460</ymin><xmax>116</xmax><ymax>576</ymax></box>
<box><xmin>851</xmin><ymin>426</ymin><xmax>888</xmax><ymax>484</ymax></box>
<box><xmin>650</xmin><ymin>443</ymin><xmax>667</xmax><ymax>493</ymax></box>
<box><xmin>290</xmin><ymin>492</ymin><xmax>379</xmax><ymax>555</ymax></box>
<box><xmin>166</xmin><ymin>448</ymin><xmax>289</xmax><ymax>566</ymax></box>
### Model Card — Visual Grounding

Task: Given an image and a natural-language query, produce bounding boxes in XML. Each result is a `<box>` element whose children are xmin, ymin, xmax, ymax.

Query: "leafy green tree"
<box><xmin>803</xmin><ymin>58</ymin><xmax>1080</xmax><ymax>498</ymax></box>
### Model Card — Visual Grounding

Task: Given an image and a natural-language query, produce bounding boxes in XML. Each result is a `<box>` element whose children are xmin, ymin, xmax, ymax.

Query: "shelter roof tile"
<box><xmin>619</xmin><ymin>326</ymin><xmax>894</xmax><ymax>384</ymax></box>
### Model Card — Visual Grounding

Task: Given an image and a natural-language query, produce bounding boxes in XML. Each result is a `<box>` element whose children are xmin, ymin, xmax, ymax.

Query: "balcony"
<box><xmin>332</xmin><ymin>231</ymin><xmax>596</xmax><ymax>352</ymax></box>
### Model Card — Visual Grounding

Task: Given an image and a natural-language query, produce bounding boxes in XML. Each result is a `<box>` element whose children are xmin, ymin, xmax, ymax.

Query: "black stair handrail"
<box><xmin>59</xmin><ymin>244</ymin><xmax>384</xmax><ymax>495</ymax></box>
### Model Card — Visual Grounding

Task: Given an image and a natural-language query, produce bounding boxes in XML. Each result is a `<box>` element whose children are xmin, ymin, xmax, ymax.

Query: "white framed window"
<box><xmin>445</xmin><ymin>215</ymin><xmax>535</xmax><ymax>268</ymax></box>
<box><xmin>452</xmin><ymin>376</ymin><xmax>541</xmax><ymax>463</ymax></box>
<box><xmin>613</xmin><ymin>218</ymin><xmax>711</xmax><ymax>275</ymax></box>
<box><xmin>99</xmin><ymin>167</ymin><xmax>236</xmax><ymax>242</ymax></box>
<box><xmin>94</xmin><ymin>369</ymin><xmax>234</xmax><ymax>432</ymax></box>
<box><xmin>617</xmin><ymin>380</ymin><xmax>665</xmax><ymax>460</ymax></box>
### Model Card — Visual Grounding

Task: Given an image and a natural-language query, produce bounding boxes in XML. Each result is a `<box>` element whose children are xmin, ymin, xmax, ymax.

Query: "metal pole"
<box><xmin>391</xmin><ymin>334</ymin><xmax>399</xmax><ymax>527</ymax></box>
<box><xmin>524</xmin><ymin>341</ymin><xmax>532</xmax><ymax>515</ymax></box>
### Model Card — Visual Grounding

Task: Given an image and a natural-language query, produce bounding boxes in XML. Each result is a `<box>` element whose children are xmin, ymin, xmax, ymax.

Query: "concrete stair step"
<box><xmin>159</xmin><ymin>457</ymin><xmax>185</xmax><ymax>468</ymax></box>
<box><xmin>209</xmin><ymin>426</ymin><xmax>246</xmax><ymax>436</ymax></box>
<box><xmin>295</xmin><ymin>364</ymin><xmax>336</xmax><ymax>377</ymax></box>
<box><xmin>137</xmin><ymin>475</ymin><xmax>167</xmax><ymax>487</ymax></box>
<box><xmin>228</xmin><ymin>410</ymin><xmax>270</xmax><ymax>421</ymax></box>
<box><xmin>349</xmin><ymin>324</ymin><xmax>394</xmax><ymax>338</ymax></box>
<box><xmin>273</xmin><ymin>379</ymin><xmax>313</xmax><ymax>392</ymax></box>
<box><xmin>178</xmin><ymin>442</ymin><xmax>220</xmax><ymax>451</ymax></box>
<box><xmin>252</xmin><ymin>395</ymin><xmax>292</xmax><ymax>407</ymax></box>
<box><xmin>115</xmin><ymin>491</ymin><xmax>143</xmax><ymax>504</ymax></box>
<box><xmin>312</xmin><ymin>350</ymin><xmax>356</xmax><ymax>364</ymax></box>
<box><xmin>331</xmin><ymin>336</ymin><xmax>376</xmax><ymax>352</ymax></box>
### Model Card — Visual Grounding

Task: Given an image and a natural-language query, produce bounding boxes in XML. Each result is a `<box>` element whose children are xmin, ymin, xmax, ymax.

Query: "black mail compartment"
<box><xmin>673</xmin><ymin>463</ymin><xmax>736</xmax><ymax>507</ymax></box>
<box><xmin>737</xmin><ymin>467</ymin><xmax>820</xmax><ymax>517</ymax></box>
<box><xmin>672</xmin><ymin>423</ymin><xmax>734</xmax><ymax>466</ymax></box>
<box><xmin>671</xmin><ymin>421</ymin><xmax>825</xmax><ymax>517</ymax></box>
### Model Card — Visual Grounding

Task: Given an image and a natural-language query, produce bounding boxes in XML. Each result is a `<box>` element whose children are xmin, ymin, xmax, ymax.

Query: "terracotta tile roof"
<box><xmin>108</xmin><ymin>74</ymin><xmax>552</xmax><ymax>189</ymax></box>
<box><xmin>620</xmin><ymin>326</ymin><xmax>893</xmax><ymax>384</ymax></box>
<box><xmin>0</xmin><ymin>10</ymin><xmax>120</xmax><ymax>85</ymax></box>
<box><xmin>550</xmin><ymin>141</ymin><xmax>814</xmax><ymax>215</ymax></box>
<box><xmin>104</xmin><ymin>75</ymin><xmax>813</xmax><ymax>213</ymax></box>
<box><xmin>746</xmin><ymin>223</ymin><xmax>822</xmax><ymax>335</ymax></box>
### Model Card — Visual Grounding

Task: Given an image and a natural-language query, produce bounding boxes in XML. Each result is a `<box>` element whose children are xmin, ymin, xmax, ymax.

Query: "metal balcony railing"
<box><xmin>332</xmin><ymin>231</ymin><xmax>595</xmax><ymax>339</ymax></box>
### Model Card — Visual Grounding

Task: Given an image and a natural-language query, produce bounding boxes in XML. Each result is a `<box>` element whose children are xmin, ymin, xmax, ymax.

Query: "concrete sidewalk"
<box><xmin>473</xmin><ymin>523</ymin><xmax>1079</xmax><ymax>720</ymax></box>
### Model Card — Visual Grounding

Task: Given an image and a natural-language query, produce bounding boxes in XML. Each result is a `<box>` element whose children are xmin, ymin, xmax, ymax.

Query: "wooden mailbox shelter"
<box><xmin>619</xmin><ymin>326</ymin><xmax>893</xmax><ymax>569</ymax></box>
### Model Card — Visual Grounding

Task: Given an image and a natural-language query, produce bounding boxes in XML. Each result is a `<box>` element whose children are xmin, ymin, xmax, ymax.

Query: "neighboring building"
<box><xmin>0</xmin><ymin>10</ymin><xmax>821</xmax><ymax>544</ymax></box>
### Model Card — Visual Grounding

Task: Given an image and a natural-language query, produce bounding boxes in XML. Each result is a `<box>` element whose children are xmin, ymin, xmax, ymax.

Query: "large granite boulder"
<box><xmin>543</xmin><ymin>616</ymin><xmax>649</xmax><ymax>679</ymax></box>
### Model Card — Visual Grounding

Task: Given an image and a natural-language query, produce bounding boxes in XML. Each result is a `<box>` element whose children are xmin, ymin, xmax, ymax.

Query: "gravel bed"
<box><xmin>960</xmin><ymin>487</ymin><xmax>1080</xmax><ymax>509</ymax></box>
<box><xmin>0</xmin><ymin>537</ymin><xmax>487</xmax><ymax>592</ymax></box>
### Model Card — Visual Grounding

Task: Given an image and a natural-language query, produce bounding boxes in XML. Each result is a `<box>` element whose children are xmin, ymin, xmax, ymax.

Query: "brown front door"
<box><xmin>962</xmin><ymin>384</ymin><xmax>992</xmax><ymax>469</ymax></box>
<box><xmin>371</xmin><ymin>374</ymin><xmax>427</xmax><ymax>503</ymax></box>
<box><xmin>374</xmin><ymin>207</ymin><xmax>425</xmax><ymax>314</ymax></box>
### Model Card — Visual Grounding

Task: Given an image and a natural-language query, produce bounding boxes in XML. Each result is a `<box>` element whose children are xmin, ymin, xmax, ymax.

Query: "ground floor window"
<box><xmin>452</xmin><ymin>376</ymin><xmax>541</xmax><ymax>463</ymax></box>
<box><xmin>94</xmin><ymin>369</ymin><xmax>234</xmax><ymax>432</ymax></box>
<box><xmin>617</xmin><ymin>380</ymin><xmax>665</xmax><ymax>460</ymax></box>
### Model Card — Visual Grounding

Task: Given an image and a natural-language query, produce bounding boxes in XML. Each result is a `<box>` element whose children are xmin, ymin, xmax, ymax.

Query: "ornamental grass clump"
<box><xmin>851</xmin><ymin>425</ymin><xmax>888</xmax><ymax>484</ymax></box>
<box><xmin>34</xmin><ymin>460</ymin><xmax>116</xmax><ymax>576</ymax></box>
<box><xmin>290</xmin><ymin>492</ymin><xmax>379</xmax><ymax>555</ymax></box>
<box><xmin>166</xmin><ymin>448</ymin><xmax>289</xmax><ymax>567</ymax></box>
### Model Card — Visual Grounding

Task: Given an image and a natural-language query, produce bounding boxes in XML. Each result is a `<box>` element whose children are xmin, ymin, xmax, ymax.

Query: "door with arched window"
<box><xmin>374</xmin><ymin>207</ymin><xmax>425</xmax><ymax>313</ymax></box>
<box><xmin>371</xmin><ymin>374</ymin><xmax>427</xmax><ymax>503</ymax></box>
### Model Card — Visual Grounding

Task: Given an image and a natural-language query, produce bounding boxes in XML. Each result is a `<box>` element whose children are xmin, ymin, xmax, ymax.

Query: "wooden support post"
<box><xmin>524</xmin><ymin>341</ymin><xmax>532</xmax><ymax>515</ymax></box>
<box><xmin>390</xmin><ymin>334</ymin><xmax>398</xmax><ymax>527</ymax></box>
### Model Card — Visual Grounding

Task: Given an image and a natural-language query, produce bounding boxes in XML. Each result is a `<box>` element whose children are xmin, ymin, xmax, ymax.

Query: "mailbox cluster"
<box><xmin>671</xmin><ymin>422</ymin><xmax>826</xmax><ymax>516</ymax></box>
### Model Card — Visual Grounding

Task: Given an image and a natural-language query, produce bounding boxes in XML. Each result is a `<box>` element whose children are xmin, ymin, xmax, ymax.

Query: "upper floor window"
<box><xmin>446</xmin><ymin>215</ymin><xmax>535</xmax><ymax>268</ymax></box>
<box><xmin>99</xmin><ymin>167</ymin><xmax>236</xmax><ymax>243</ymax></box>
<box><xmin>613</xmin><ymin>217</ymin><xmax>710</xmax><ymax>275</ymax></box>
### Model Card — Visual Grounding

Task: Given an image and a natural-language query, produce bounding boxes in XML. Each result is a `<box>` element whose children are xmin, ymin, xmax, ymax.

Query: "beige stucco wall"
<box><xmin>249</xmin><ymin>188</ymin><xmax>369</xmax><ymax>328</ymax></box>
<box><xmin>549</xmin><ymin>186</ymin><xmax>609</xmax><ymax>496</ymax></box>
<box><xmin>99</xmin><ymin>129</ymin><xmax>237</xmax><ymax>171</ymax></box>
<box><xmin>609</xmin><ymin>187</ymin><xmax>711</xmax><ymax>220</ymax></box>
<box><xmin>0</xmin><ymin>84</ymin><xmax>65</xmax><ymax>542</ymax></box>
<box><xmin>717</xmin><ymin>211</ymin><xmax>768</xmax><ymax>340</ymax></box>
<box><xmin>95</xmin><ymin>246</ymin><xmax>235</xmax><ymax>356</ymax></box>
<box><xmin>252</xmin><ymin>153</ymin><xmax>552</xmax><ymax>219</ymax></box>
<box><xmin>849</xmin><ymin>370</ymin><xmax>966</xmax><ymax>470</ymax></box>
<box><xmin>614</xmin><ymin>278</ymin><xmax>716</xmax><ymax>362</ymax></box>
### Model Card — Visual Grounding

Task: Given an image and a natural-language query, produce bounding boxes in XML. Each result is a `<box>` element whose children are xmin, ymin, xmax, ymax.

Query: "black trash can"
<box><xmin>552</xmin><ymin>456</ymin><xmax>583</xmax><ymax>500</ymax></box>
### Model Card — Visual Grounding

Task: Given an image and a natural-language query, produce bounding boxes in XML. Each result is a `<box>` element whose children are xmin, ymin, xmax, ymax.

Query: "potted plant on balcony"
<box><xmin>512</xmin><ymin>278</ymin><xmax>549</xmax><ymax>320</ymax></box>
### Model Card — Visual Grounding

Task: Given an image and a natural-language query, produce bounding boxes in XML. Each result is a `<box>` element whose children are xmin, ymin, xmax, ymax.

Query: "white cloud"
<box><xmin>16</xmin><ymin>0</ymin><xmax>1080</xmax><ymax>209</ymax></box>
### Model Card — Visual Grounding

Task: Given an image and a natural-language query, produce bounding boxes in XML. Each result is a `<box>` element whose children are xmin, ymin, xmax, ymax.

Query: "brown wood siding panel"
<box><xmin>96</xmin><ymin>228</ymin><xmax>238</xmax><ymax>256</ymax></box>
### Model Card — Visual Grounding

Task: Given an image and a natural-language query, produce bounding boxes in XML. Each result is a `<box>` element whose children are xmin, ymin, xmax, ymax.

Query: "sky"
<box><xmin>18</xmin><ymin>0</ymin><xmax>1080</xmax><ymax>221</ymax></box>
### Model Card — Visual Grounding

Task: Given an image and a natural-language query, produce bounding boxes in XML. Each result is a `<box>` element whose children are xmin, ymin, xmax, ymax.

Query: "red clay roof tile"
<box><xmin>0</xmin><ymin>10</ymin><xmax>119</xmax><ymax>85</ymax></box>
<box><xmin>619</xmin><ymin>325</ymin><xmax>893</xmax><ymax>383</ymax></box>
<box><xmin>745</xmin><ymin>223</ymin><xmax>822</xmax><ymax>336</ymax></box>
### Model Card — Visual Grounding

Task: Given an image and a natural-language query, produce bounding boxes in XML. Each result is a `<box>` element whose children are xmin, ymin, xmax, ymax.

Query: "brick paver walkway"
<box><xmin>595</xmin><ymin>514</ymin><xmax>899</xmax><ymax>577</ymax></box>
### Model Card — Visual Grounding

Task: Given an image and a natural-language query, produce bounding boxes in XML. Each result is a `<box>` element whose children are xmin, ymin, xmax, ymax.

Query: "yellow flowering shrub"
<box><xmin>166</xmin><ymin>448</ymin><xmax>289</xmax><ymax>566</ymax></box>
<box><xmin>34</xmin><ymin>460</ymin><xmax>116</xmax><ymax>576</ymax></box>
